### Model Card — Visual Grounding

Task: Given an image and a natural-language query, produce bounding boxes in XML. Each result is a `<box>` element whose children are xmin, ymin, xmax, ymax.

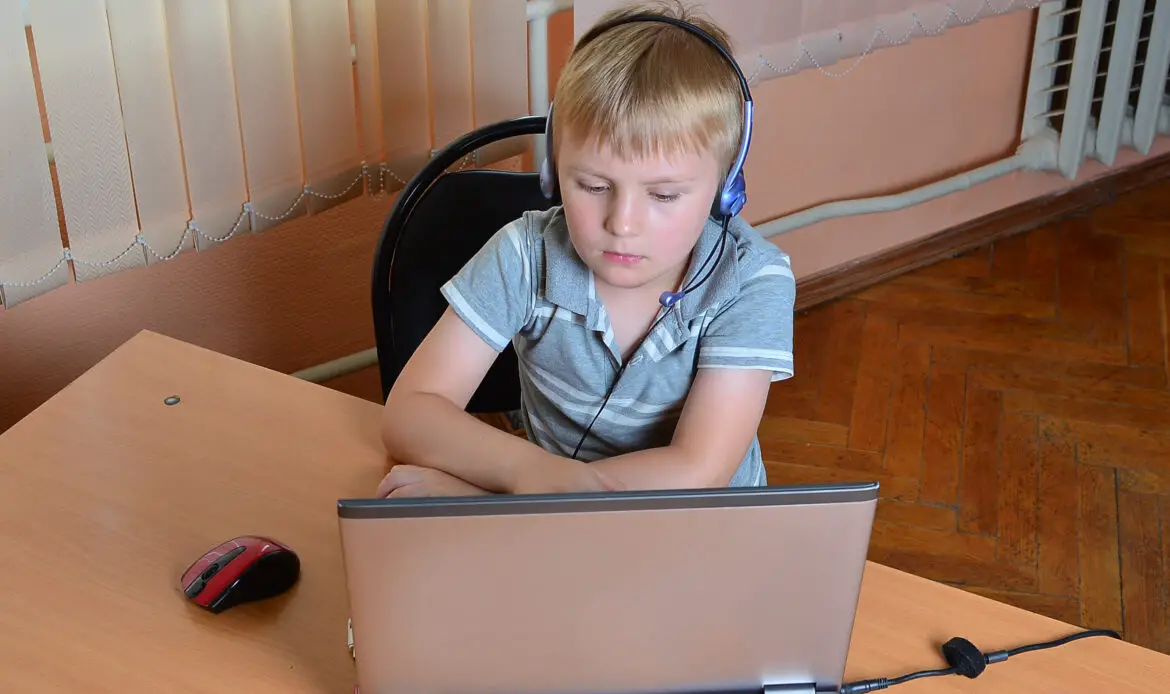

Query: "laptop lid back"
<box><xmin>337</xmin><ymin>483</ymin><xmax>878</xmax><ymax>694</ymax></box>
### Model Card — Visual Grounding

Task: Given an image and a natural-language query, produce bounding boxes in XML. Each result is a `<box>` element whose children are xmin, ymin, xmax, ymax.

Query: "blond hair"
<box><xmin>551</xmin><ymin>1</ymin><xmax>742</xmax><ymax>175</ymax></box>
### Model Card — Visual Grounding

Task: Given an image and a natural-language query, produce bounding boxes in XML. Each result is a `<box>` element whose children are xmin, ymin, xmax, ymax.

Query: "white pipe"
<box><xmin>526</xmin><ymin>1</ymin><xmax>571</xmax><ymax>166</ymax></box>
<box><xmin>757</xmin><ymin>131</ymin><xmax>1059</xmax><ymax>238</ymax></box>
<box><xmin>528</xmin><ymin>15</ymin><xmax>550</xmax><ymax>167</ymax></box>
<box><xmin>293</xmin><ymin>348</ymin><xmax>378</xmax><ymax>383</ymax></box>
<box><xmin>527</xmin><ymin>0</ymin><xmax>573</xmax><ymax>22</ymax></box>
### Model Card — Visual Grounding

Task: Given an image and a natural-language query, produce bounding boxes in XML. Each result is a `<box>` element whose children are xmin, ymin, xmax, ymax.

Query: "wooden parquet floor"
<box><xmin>761</xmin><ymin>178</ymin><xmax>1170</xmax><ymax>654</ymax></box>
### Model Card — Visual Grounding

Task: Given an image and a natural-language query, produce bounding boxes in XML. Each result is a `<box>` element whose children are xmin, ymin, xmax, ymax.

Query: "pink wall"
<box><xmin>2</xmin><ymin>8</ymin><xmax>1167</xmax><ymax>433</ymax></box>
<box><xmin>741</xmin><ymin>10</ymin><xmax>1035</xmax><ymax>276</ymax></box>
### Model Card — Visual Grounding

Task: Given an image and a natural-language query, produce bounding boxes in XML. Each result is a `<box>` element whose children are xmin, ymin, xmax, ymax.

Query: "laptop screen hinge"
<box><xmin>763</xmin><ymin>684</ymin><xmax>816</xmax><ymax>694</ymax></box>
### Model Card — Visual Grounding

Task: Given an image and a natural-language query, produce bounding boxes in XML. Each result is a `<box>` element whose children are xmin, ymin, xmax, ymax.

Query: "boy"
<box><xmin>376</xmin><ymin>0</ymin><xmax>794</xmax><ymax>498</ymax></box>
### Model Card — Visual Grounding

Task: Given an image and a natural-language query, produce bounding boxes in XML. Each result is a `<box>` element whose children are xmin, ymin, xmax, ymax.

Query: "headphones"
<box><xmin>545</xmin><ymin>13</ymin><xmax>755</xmax><ymax>460</ymax></box>
<box><xmin>538</xmin><ymin>13</ymin><xmax>754</xmax><ymax>222</ymax></box>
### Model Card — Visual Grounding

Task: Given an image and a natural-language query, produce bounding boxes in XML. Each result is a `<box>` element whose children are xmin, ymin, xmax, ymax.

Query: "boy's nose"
<box><xmin>605</xmin><ymin>195</ymin><xmax>640</xmax><ymax>236</ymax></box>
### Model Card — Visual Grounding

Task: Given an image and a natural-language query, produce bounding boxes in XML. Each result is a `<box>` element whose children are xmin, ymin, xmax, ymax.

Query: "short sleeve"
<box><xmin>439</xmin><ymin>217</ymin><xmax>535</xmax><ymax>352</ymax></box>
<box><xmin>697</xmin><ymin>248</ymin><xmax>795</xmax><ymax>381</ymax></box>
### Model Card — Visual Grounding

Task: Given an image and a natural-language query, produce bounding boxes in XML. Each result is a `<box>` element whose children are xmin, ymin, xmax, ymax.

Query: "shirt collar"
<box><xmin>542</xmin><ymin>208</ymin><xmax>593</xmax><ymax>317</ymax></box>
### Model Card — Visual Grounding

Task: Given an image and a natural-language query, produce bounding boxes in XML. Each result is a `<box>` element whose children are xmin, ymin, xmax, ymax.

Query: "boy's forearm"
<box><xmin>381</xmin><ymin>391</ymin><xmax>553</xmax><ymax>493</ymax></box>
<box><xmin>589</xmin><ymin>445</ymin><xmax>735</xmax><ymax>490</ymax></box>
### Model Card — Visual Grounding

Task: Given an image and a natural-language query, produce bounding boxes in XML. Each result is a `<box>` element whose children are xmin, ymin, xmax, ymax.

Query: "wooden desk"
<box><xmin>2</xmin><ymin>330</ymin><xmax>1168</xmax><ymax>693</ymax></box>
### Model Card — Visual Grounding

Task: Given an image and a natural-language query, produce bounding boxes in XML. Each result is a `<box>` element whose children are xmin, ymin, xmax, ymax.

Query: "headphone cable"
<box><xmin>838</xmin><ymin>627</ymin><xmax>1121</xmax><ymax>693</ymax></box>
<box><xmin>684</xmin><ymin>216</ymin><xmax>730</xmax><ymax>297</ymax></box>
<box><xmin>568</xmin><ymin>216</ymin><xmax>730</xmax><ymax>460</ymax></box>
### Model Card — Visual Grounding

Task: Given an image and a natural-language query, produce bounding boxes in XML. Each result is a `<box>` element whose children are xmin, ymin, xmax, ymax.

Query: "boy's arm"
<box><xmin>379</xmin><ymin>219</ymin><xmax>618</xmax><ymax>496</ymax></box>
<box><xmin>380</xmin><ymin>307</ymin><xmax>543</xmax><ymax>492</ymax></box>
<box><xmin>382</xmin><ymin>308</ymin><xmax>618</xmax><ymax>494</ymax></box>
<box><xmin>377</xmin><ymin>462</ymin><xmax>495</xmax><ymax>498</ymax></box>
<box><xmin>589</xmin><ymin>366</ymin><xmax>773</xmax><ymax>488</ymax></box>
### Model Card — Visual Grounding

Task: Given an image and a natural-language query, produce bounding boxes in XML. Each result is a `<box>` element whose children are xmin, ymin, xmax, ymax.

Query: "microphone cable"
<box><xmin>568</xmin><ymin>215</ymin><xmax>730</xmax><ymax>460</ymax></box>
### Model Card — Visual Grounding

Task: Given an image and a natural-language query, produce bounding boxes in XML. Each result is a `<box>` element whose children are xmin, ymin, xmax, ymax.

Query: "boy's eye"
<box><xmin>651</xmin><ymin>192</ymin><xmax>680</xmax><ymax>203</ymax></box>
<box><xmin>576</xmin><ymin>181</ymin><xmax>608</xmax><ymax>194</ymax></box>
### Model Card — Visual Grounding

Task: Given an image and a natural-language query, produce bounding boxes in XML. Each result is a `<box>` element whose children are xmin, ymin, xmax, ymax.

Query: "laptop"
<box><xmin>336</xmin><ymin>482</ymin><xmax>878</xmax><ymax>694</ymax></box>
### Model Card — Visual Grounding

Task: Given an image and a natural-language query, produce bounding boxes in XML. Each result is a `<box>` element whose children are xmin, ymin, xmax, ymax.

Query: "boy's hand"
<box><xmin>376</xmin><ymin>464</ymin><xmax>490</xmax><ymax>498</ymax></box>
<box><xmin>510</xmin><ymin>456</ymin><xmax>624</xmax><ymax>495</ymax></box>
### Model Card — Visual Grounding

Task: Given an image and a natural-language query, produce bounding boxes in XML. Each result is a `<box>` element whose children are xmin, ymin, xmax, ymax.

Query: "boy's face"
<box><xmin>556</xmin><ymin>130</ymin><xmax>722</xmax><ymax>296</ymax></box>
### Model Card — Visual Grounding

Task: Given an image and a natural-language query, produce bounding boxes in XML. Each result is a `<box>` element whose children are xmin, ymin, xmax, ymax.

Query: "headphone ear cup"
<box><xmin>722</xmin><ymin>170</ymin><xmax>747</xmax><ymax>218</ymax></box>
<box><xmin>540</xmin><ymin>104</ymin><xmax>558</xmax><ymax>200</ymax></box>
<box><xmin>712</xmin><ymin>170</ymin><xmax>747</xmax><ymax>218</ymax></box>
<box><xmin>540</xmin><ymin>155</ymin><xmax>556</xmax><ymax>199</ymax></box>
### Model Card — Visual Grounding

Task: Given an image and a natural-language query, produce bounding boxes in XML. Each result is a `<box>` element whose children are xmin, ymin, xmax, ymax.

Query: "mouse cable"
<box><xmin>838</xmin><ymin>627</ymin><xmax>1121</xmax><ymax>693</ymax></box>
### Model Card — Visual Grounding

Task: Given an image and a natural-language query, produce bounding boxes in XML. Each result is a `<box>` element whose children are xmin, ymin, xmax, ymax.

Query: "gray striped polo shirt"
<box><xmin>440</xmin><ymin>206</ymin><xmax>795</xmax><ymax>487</ymax></box>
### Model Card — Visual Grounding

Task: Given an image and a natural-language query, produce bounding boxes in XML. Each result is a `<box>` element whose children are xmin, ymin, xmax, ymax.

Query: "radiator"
<box><xmin>1023</xmin><ymin>0</ymin><xmax>1170</xmax><ymax>178</ymax></box>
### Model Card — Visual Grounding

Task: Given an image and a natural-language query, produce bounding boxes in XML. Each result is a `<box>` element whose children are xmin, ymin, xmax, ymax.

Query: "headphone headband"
<box><xmin>538</xmin><ymin>12</ymin><xmax>753</xmax><ymax>219</ymax></box>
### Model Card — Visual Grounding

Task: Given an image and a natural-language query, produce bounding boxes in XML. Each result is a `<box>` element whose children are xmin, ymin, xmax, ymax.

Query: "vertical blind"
<box><xmin>0</xmin><ymin>0</ymin><xmax>530</xmax><ymax>308</ymax></box>
<box><xmin>573</xmin><ymin>1</ymin><xmax>1043</xmax><ymax>83</ymax></box>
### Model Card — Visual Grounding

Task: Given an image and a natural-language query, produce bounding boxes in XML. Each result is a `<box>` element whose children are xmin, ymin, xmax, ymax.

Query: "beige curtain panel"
<box><xmin>573</xmin><ymin>1</ymin><xmax>1042</xmax><ymax>82</ymax></box>
<box><xmin>0</xmin><ymin>0</ymin><xmax>530</xmax><ymax>308</ymax></box>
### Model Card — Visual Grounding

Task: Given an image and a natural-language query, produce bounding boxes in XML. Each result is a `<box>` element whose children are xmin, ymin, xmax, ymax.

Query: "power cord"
<box><xmin>839</xmin><ymin>627</ymin><xmax>1121</xmax><ymax>693</ymax></box>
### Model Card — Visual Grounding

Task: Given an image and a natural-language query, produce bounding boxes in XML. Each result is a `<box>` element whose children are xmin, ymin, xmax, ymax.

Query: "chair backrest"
<box><xmin>371</xmin><ymin>115</ymin><xmax>553</xmax><ymax>412</ymax></box>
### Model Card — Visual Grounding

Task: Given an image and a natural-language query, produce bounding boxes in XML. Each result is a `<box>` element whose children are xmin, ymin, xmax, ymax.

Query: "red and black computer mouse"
<box><xmin>180</xmin><ymin>536</ymin><xmax>300</xmax><ymax>613</ymax></box>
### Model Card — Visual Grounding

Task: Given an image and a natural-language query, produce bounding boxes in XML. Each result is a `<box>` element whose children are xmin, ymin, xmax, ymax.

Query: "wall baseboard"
<box><xmin>793</xmin><ymin>152</ymin><xmax>1170</xmax><ymax>313</ymax></box>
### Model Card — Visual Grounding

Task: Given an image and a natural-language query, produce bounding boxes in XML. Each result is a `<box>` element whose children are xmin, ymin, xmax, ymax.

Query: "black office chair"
<box><xmin>370</xmin><ymin>115</ymin><xmax>553</xmax><ymax>413</ymax></box>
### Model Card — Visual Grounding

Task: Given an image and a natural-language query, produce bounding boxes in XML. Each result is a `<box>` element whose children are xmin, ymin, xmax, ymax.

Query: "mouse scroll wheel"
<box><xmin>198</xmin><ymin>546</ymin><xmax>247</xmax><ymax>581</ymax></box>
